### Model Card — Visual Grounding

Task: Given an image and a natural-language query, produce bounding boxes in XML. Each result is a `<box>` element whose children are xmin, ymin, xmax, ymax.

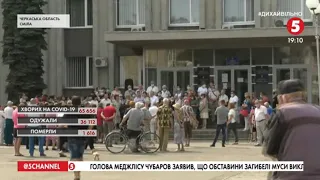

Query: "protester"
<box><xmin>211</xmin><ymin>100</ymin><xmax>228</xmax><ymax>147</ymax></box>
<box><xmin>120</xmin><ymin>102</ymin><xmax>144</xmax><ymax>152</ymax></box>
<box><xmin>0</xmin><ymin>106</ymin><xmax>5</xmax><ymax>145</ymax></box>
<box><xmin>253</xmin><ymin>99</ymin><xmax>269</xmax><ymax>146</ymax></box>
<box><xmin>101</xmin><ymin>103</ymin><xmax>116</xmax><ymax>145</ymax></box>
<box><xmin>142</xmin><ymin>103</ymin><xmax>152</xmax><ymax>132</ymax></box>
<box><xmin>64</xmin><ymin>96</ymin><xmax>94</xmax><ymax>180</ymax></box>
<box><xmin>226</xmin><ymin>102</ymin><xmax>238</xmax><ymax>145</ymax></box>
<box><xmin>157</xmin><ymin>98</ymin><xmax>172</xmax><ymax>152</ymax></box>
<box><xmin>264</xmin><ymin>79</ymin><xmax>320</xmax><ymax>179</ymax></box>
<box><xmin>180</xmin><ymin>99</ymin><xmax>194</xmax><ymax>147</ymax></box>
<box><xmin>149</xmin><ymin>102</ymin><xmax>158</xmax><ymax>142</ymax></box>
<box><xmin>173</xmin><ymin>103</ymin><xmax>184</xmax><ymax>151</ymax></box>
<box><xmin>4</xmin><ymin>101</ymin><xmax>14</xmax><ymax>146</ymax></box>
<box><xmin>96</xmin><ymin>103</ymin><xmax>104</xmax><ymax>143</ymax></box>
<box><xmin>28</xmin><ymin>99</ymin><xmax>46</xmax><ymax>157</ymax></box>
<box><xmin>13</xmin><ymin>103</ymin><xmax>26</xmax><ymax>156</ymax></box>
<box><xmin>45</xmin><ymin>103</ymin><xmax>57</xmax><ymax>150</ymax></box>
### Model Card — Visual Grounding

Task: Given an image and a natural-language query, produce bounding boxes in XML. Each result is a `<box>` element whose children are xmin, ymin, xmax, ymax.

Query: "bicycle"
<box><xmin>104</xmin><ymin>126</ymin><xmax>160</xmax><ymax>154</ymax></box>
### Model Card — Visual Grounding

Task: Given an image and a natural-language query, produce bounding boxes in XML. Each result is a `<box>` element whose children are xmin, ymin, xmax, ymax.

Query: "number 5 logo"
<box><xmin>287</xmin><ymin>17</ymin><xmax>304</xmax><ymax>35</ymax></box>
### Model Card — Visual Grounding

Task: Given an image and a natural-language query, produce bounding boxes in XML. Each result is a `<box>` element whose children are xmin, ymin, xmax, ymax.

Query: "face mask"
<box><xmin>187</xmin><ymin>87</ymin><xmax>191</xmax><ymax>90</ymax></box>
<box><xmin>151</xmin><ymin>84</ymin><xmax>154</xmax><ymax>87</ymax></box>
<box><xmin>202</xmin><ymin>85</ymin><xmax>206</xmax><ymax>88</ymax></box>
<box><xmin>128</xmin><ymin>88</ymin><xmax>132</xmax><ymax>90</ymax></box>
<box><xmin>231</xmin><ymin>94</ymin><xmax>234</xmax><ymax>97</ymax></box>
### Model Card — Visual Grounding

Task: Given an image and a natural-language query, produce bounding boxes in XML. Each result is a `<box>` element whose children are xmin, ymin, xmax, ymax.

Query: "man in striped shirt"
<box><xmin>180</xmin><ymin>100</ymin><xmax>195</xmax><ymax>147</ymax></box>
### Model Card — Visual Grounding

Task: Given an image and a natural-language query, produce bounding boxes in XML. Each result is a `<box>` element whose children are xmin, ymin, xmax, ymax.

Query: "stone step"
<box><xmin>169</xmin><ymin>129</ymin><xmax>251</xmax><ymax>140</ymax></box>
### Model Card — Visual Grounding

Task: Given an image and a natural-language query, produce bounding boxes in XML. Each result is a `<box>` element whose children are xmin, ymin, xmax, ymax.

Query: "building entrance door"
<box><xmin>215</xmin><ymin>66</ymin><xmax>251</xmax><ymax>105</ymax></box>
<box><xmin>157</xmin><ymin>68</ymin><xmax>192</xmax><ymax>94</ymax></box>
<box><xmin>273</xmin><ymin>65</ymin><xmax>312</xmax><ymax>103</ymax></box>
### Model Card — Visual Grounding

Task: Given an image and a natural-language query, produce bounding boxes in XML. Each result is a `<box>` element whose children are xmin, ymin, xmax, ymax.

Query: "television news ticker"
<box><xmin>17</xmin><ymin>106</ymin><xmax>97</xmax><ymax>114</ymax></box>
<box><xmin>16</xmin><ymin>129</ymin><xmax>97</xmax><ymax>137</ymax></box>
<box><xmin>17</xmin><ymin>161</ymin><xmax>304</xmax><ymax>172</ymax></box>
<box><xmin>17</xmin><ymin>117</ymin><xmax>97</xmax><ymax>126</ymax></box>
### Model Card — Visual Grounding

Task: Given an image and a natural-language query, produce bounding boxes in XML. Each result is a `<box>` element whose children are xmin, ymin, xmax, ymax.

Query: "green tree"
<box><xmin>2</xmin><ymin>0</ymin><xmax>47</xmax><ymax>104</ymax></box>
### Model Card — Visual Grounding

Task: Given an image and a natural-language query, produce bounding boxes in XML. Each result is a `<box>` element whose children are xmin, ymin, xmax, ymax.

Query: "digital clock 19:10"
<box><xmin>288</xmin><ymin>37</ymin><xmax>303</xmax><ymax>44</ymax></box>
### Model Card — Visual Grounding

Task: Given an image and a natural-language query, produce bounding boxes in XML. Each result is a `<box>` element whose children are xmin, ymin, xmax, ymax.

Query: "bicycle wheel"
<box><xmin>139</xmin><ymin>132</ymin><xmax>160</xmax><ymax>153</ymax></box>
<box><xmin>105</xmin><ymin>132</ymin><xmax>127</xmax><ymax>154</ymax></box>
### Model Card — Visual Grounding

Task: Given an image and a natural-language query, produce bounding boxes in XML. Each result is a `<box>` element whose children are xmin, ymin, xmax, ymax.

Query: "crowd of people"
<box><xmin>0</xmin><ymin>78</ymin><xmax>319</xmax><ymax>179</ymax></box>
<box><xmin>0</xmin><ymin>80</ymin><xmax>279</xmax><ymax>155</ymax></box>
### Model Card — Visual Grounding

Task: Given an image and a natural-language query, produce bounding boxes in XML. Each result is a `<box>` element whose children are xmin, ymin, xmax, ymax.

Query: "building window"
<box><xmin>223</xmin><ymin>0</ymin><xmax>254</xmax><ymax>24</ymax></box>
<box><xmin>116</xmin><ymin>0</ymin><xmax>146</xmax><ymax>27</ymax></box>
<box><xmin>170</xmin><ymin>0</ymin><xmax>199</xmax><ymax>26</ymax></box>
<box><xmin>277</xmin><ymin>0</ymin><xmax>311</xmax><ymax>23</ymax></box>
<box><xmin>66</xmin><ymin>57</ymin><xmax>93</xmax><ymax>88</ymax></box>
<box><xmin>66</xmin><ymin>0</ymin><xmax>93</xmax><ymax>27</ymax></box>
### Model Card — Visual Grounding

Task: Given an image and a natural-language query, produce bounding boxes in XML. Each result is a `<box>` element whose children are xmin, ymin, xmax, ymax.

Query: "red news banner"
<box><xmin>18</xmin><ymin>161</ymin><xmax>69</xmax><ymax>172</ymax></box>
<box><xmin>17</xmin><ymin>106</ymin><xmax>98</xmax><ymax>137</ymax></box>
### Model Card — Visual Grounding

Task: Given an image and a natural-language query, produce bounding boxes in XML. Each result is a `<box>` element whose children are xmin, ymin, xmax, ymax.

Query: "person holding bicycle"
<box><xmin>120</xmin><ymin>102</ymin><xmax>145</xmax><ymax>153</ymax></box>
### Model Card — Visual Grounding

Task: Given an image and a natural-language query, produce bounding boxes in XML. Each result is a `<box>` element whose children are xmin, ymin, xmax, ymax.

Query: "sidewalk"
<box><xmin>0</xmin><ymin>142</ymin><xmax>269</xmax><ymax>180</ymax></box>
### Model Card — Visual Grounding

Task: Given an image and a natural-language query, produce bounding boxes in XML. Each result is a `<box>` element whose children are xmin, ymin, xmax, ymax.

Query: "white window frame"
<box><xmin>116</xmin><ymin>0</ymin><xmax>146</xmax><ymax>28</ymax></box>
<box><xmin>64</xmin><ymin>56</ymin><xmax>93</xmax><ymax>89</ymax></box>
<box><xmin>67</xmin><ymin>0</ymin><xmax>93</xmax><ymax>29</ymax></box>
<box><xmin>169</xmin><ymin>0</ymin><xmax>200</xmax><ymax>27</ymax></box>
<box><xmin>279</xmin><ymin>0</ymin><xmax>312</xmax><ymax>24</ymax></box>
<box><xmin>299</xmin><ymin>0</ymin><xmax>312</xmax><ymax>22</ymax></box>
<box><xmin>119</xmin><ymin>56</ymin><xmax>142</xmax><ymax>89</ymax></box>
<box><xmin>222</xmin><ymin>0</ymin><xmax>255</xmax><ymax>25</ymax></box>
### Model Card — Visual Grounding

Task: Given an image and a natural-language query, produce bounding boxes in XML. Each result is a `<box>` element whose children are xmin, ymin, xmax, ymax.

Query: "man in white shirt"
<box><xmin>150</xmin><ymin>91</ymin><xmax>159</xmax><ymax>107</ymax></box>
<box><xmin>146</xmin><ymin>81</ymin><xmax>159</xmax><ymax>96</ymax></box>
<box><xmin>124</xmin><ymin>85</ymin><xmax>135</xmax><ymax>99</ymax></box>
<box><xmin>4</xmin><ymin>101</ymin><xmax>14</xmax><ymax>146</ymax></box>
<box><xmin>161</xmin><ymin>85</ymin><xmax>171</xmax><ymax>98</ymax></box>
<box><xmin>197</xmin><ymin>83</ymin><xmax>208</xmax><ymax>96</ymax></box>
<box><xmin>89</xmin><ymin>96</ymin><xmax>99</xmax><ymax>107</ymax></box>
<box><xmin>253</xmin><ymin>100</ymin><xmax>269</xmax><ymax>146</ymax></box>
<box><xmin>149</xmin><ymin>103</ymin><xmax>159</xmax><ymax>141</ymax></box>
<box><xmin>218</xmin><ymin>90</ymin><xmax>228</xmax><ymax>105</ymax></box>
<box><xmin>229</xmin><ymin>91</ymin><xmax>239</xmax><ymax>123</ymax></box>
<box><xmin>229</xmin><ymin>91</ymin><xmax>239</xmax><ymax>107</ymax></box>
<box><xmin>100</xmin><ymin>94</ymin><xmax>111</xmax><ymax>108</ymax></box>
<box><xmin>0</xmin><ymin>107</ymin><xmax>5</xmax><ymax>145</ymax></box>
<box><xmin>207</xmin><ymin>83</ymin><xmax>220</xmax><ymax>122</ymax></box>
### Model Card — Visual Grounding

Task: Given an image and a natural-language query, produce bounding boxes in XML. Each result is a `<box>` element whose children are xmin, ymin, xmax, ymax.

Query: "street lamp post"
<box><xmin>306</xmin><ymin>0</ymin><xmax>320</xmax><ymax>104</ymax></box>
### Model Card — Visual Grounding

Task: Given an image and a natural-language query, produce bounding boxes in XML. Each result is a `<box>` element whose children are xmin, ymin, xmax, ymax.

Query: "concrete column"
<box><xmin>98</xmin><ymin>0</ymin><xmax>109</xmax><ymax>88</ymax></box>
<box><xmin>145</xmin><ymin>0</ymin><xmax>152</xmax><ymax>31</ymax></box>
<box><xmin>152</xmin><ymin>0</ymin><xmax>161</xmax><ymax>30</ymax></box>
<box><xmin>205</xmin><ymin>0</ymin><xmax>215</xmax><ymax>29</ymax></box>
<box><xmin>42</xmin><ymin>3</ymin><xmax>49</xmax><ymax>94</ymax></box>
<box><xmin>161</xmin><ymin>0</ymin><xmax>169</xmax><ymax>30</ymax></box>
<box><xmin>0</xmin><ymin>2</ymin><xmax>9</xmax><ymax>104</ymax></box>
<box><xmin>106</xmin><ymin>0</ymin><xmax>115</xmax><ymax>88</ymax></box>
<box><xmin>55</xmin><ymin>0</ymin><xmax>65</xmax><ymax>95</ymax></box>
<box><xmin>199</xmin><ymin>0</ymin><xmax>206</xmax><ymax>29</ymax></box>
<box><xmin>47</xmin><ymin>1</ymin><xmax>58</xmax><ymax>95</ymax></box>
<box><xmin>92</xmin><ymin>0</ymin><xmax>100</xmax><ymax>88</ymax></box>
<box><xmin>254</xmin><ymin>0</ymin><xmax>261</xmax><ymax>28</ymax></box>
<box><xmin>214</xmin><ymin>0</ymin><xmax>222</xmax><ymax>29</ymax></box>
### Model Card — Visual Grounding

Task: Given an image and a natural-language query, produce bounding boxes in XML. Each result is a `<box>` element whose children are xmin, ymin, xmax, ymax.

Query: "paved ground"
<box><xmin>0</xmin><ymin>141</ymin><xmax>270</xmax><ymax>180</ymax></box>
